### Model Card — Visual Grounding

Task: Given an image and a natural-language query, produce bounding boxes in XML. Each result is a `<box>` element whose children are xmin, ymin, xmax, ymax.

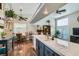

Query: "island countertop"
<box><xmin>0</xmin><ymin>35</ymin><xmax>13</xmax><ymax>40</ymax></box>
<box><xmin>33</xmin><ymin>35</ymin><xmax>79</xmax><ymax>56</ymax></box>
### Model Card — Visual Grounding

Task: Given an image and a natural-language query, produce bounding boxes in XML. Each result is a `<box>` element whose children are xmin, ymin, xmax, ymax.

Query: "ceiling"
<box><xmin>31</xmin><ymin>3</ymin><xmax>66</xmax><ymax>23</ymax></box>
<box><xmin>8</xmin><ymin>3</ymin><xmax>40</xmax><ymax>19</ymax></box>
<box><xmin>4</xmin><ymin>3</ymin><xmax>66</xmax><ymax>23</ymax></box>
<box><xmin>54</xmin><ymin>3</ymin><xmax>79</xmax><ymax>18</ymax></box>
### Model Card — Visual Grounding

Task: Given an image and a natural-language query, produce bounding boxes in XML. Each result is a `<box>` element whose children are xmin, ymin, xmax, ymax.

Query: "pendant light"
<box><xmin>43</xmin><ymin>5</ymin><xmax>48</xmax><ymax>15</ymax></box>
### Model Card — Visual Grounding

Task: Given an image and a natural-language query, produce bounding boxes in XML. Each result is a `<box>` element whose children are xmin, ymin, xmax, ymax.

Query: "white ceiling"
<box><xmin>31</xmin><ymin>3</ymin><xmax>66</xmax><ymax>23</ymax></box>
<box><xmin>4</xmin><ymin>3</ymin><xmax>66</xmax><ymax>23</ymax></box>
<box><xmin>10</xmin><ymin>3</ymin><xmax>40</xmax><ymax>19</ymax></box>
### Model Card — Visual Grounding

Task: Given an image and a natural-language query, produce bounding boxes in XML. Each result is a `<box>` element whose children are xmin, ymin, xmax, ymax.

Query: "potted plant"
<box><xmin>5</xmin><ymin>9</ymin><xmax>17</xmax><ymax>21</ymax></box>
<box><xmin>55</xmin><ymin>30</ymin><xmax>60</xmax><ymax>38</ymax></box>
<box><xmin>46</xmin><ymin>20</ymin><xmax>50</xmax><ymax>25</ymax></box>
<box><xmin>4</xmin><ymin>10</ymin><xmax>16</xmax><ymax>36</ymax></box>
<box><xmin>1</xmin><ymin>32</ymin><xmax>6</xmax><ymax>38</ymax></box>
<box><xmin>5</xmin><ymin>9</ymin><xmax>16</xmax><ymax>18</ymax></box>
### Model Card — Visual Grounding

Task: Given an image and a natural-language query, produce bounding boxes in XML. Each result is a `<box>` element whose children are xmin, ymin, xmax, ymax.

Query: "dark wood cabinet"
<box><xmin>36</xmin><ymin>39</ymin><xmax>60</xmax><ymax>56</ymax></box>
<box><xmin>70</xmin><ymin>35</ymin><xmax>79</xmax><ymax>44</ymax></box>
<box><xmin>36</xmin><ymin>25</ymin><xmax>51</xmax><ymax>35</ymax></box>
<box><xmin>43</xmin><ymin>25</ymin><xmax>51</xmax><ymax>35</ymax></box>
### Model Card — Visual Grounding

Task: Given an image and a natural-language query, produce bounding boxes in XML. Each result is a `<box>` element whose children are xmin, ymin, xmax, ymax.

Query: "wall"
<box><xmin>55</xmin><ymin>11</ymin><xmax>79</xmax><ymax>41</ymax></box>
<box><xmin>68</xmin><ymin>11</ymin><xmax>79</xmax><ymax>36</ymax></box>
<box><xmin>34</xmin><ymin>3</ymin><xmax>79</xmax><ymax>41</ymax></box>
<box><xmin>54</xmin><ymin>3</ymin><xmax>79</xmax><ymax>41</ymax></box>
<box><xmin>14</xmin><ymin>20</ymin><xmax>37</xmax><ymax>35</ymax></box>
<box><xmin>0</xmin><ymin>10</ymin><xmax>4</xmax><ymax>18</ymax></box>
<box><xmin>0</xmin><ymin>4</ymin><xmax>5</xmax><ymax>18</ymax></box>
<box><xmin>34</xmin><ymin>13</ymin><xmax>55</xmax><ymax>36</ymax></box>
<box><xmin>55</xmin><ymin>3</ymin><xmax>79</xmax><ymax>18</ymax></box>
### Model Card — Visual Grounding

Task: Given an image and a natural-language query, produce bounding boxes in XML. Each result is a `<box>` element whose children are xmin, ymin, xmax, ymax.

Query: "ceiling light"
<box><xmin>44</xmin><ymin>7</ymin><xmax>48</xmax><ymax>15</ymax></box>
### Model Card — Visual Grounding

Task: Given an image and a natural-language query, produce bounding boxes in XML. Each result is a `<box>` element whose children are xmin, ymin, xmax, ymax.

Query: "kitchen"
<box><xmin>0</xmin><ymin>3</ymin><xmax>79</xmax><ymax>56</ymax></box>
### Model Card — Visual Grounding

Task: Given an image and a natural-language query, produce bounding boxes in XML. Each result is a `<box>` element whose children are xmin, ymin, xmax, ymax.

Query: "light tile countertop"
<box><xmin>33</xmin><ymin>35</ymin><xmax>79</xmax><ymax>56</ymax></box>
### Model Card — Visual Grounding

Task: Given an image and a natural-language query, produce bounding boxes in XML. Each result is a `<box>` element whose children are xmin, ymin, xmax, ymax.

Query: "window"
<box><xmin>56</xmin><ymin>17</ymin><xmax>69</xmax><ymax>41</ymax></box>
<box><xmin>57</xmin><ymin>17</ymin><xmax>68</xmax><ymax>26</ymax></box>
<box><xmin>13</xmin><ymin>23</ymin><xmax>26</xmax><ymax>33</ymax></box>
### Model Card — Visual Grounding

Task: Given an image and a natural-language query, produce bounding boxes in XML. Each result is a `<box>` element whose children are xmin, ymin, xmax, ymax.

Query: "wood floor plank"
<box><xmin>8</xmin><ymin>40</ymin><xmax>36</xmax><ymax>56</ymax></box>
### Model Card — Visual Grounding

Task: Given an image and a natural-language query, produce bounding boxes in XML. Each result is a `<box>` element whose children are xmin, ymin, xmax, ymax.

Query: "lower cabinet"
<box><xmin>44</xmin><ymin>46</ymin><xmax>60</xmax><ymax>56</ymax></box>
<box><xmin>39</xmin><ymin>41</ymin><xmax>44</xmax><ymax>56</ymax></box>
<box><xmin>70</xmin><ymin>35</ymin><xmax>79</xmax><ymax>44</ymax></box>
<box><xmin>36</xmin><ymin>39</ymin><xmax>40</xmax><ymax>56</ymax></box>
<box><xmin>44</xmin><ymin>46</ymin><xmax>54</xmax><ymax>56</ymax></box>
<box><xmin>36</xmin><ymin>39</ymin><xmax>44</xmax><ymax>56</ymax></box>
<box><xmin>36</xmin><ymin>39</ymin><xmax>60</xmax><ymax>56</ymax></box>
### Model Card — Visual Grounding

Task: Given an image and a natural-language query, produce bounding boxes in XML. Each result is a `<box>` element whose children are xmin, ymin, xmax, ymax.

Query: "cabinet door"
<box><xmin>36</xmin><ymin>39</ymin><xmax>40</xmax><ymax>56</ymax></box>
<box><xmin>39</xmin><ymin>41</ymin><xmax>44</xmax><ymax>56</ymax></box>
<box><xmin>44</xmin><ymin>46</ymin><xmax>60</xmax><ymax>56</ymax></box>
<box><xmin>70</xmin><ymin>36</ymin><xmax>79</xmax><ymax>44</ymax></box>
<box><xmin>54</xmin><ymin>52</ymin><xmax>60</xmax><ymax>56</ymax></box>
<box><xmin>36</xmin><ymin>39</ymin><xmax>60</xmax><ymax>56</ymax></box>
<box><xmin>36</xmin><ymin>39</ymin><xmax>44</xmax><ymax>56</ymax></box>
<box><xmin>44</xmin><ymin>46</ymin><xmax>54</xmax><ymax>56</ymax></box>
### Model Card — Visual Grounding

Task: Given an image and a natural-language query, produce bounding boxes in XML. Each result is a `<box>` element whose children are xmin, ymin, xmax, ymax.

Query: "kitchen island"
<box><xmin>32</xmin><ymin>35</ymin><xmax>79</xmax><ymax>56</ymax></box>
<box><xmin>0</xmin><ymin>35</ymin><xmax>14</xmax><ymax>55</ymax></box>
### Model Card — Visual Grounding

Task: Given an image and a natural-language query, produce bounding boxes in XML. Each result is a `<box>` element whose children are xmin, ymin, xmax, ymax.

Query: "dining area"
<box><xmin>15</xmin><ymin>32</ymin><xmax>33</xmax><ymax>43</ymax></box>
<box><xmin>9</xmin><ymin>31</ymin><xmax>36</xmax><ymax>56</ymax></box>
<box><xmin>0</xmin><ymin>31</ymin><xmax>34</xmax><ymax>56</ymax></box>
<box><xmin>0</xmin><ymin>17</ymin><xmax>36</xmax><ymax>56</ymax></box>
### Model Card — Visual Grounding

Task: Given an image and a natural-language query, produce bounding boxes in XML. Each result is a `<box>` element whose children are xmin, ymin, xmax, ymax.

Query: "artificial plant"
<box><xmin>5</xmin><ymin>9</ymin><xmax>16</xmax><ymax>18</ymax></box>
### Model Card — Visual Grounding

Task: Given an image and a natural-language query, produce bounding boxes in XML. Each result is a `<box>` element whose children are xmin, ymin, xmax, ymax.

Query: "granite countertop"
<box><xmin>33</xmin><ymin>35</ymin><xmax>79</xmax><ymax>56</ymax></box>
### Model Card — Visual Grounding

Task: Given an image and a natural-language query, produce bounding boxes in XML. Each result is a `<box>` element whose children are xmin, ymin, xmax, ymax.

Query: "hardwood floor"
<box><xmin>8</xmin><ymin>40</ymin><xmax>36</xmax><ymax>56</ymax></box>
